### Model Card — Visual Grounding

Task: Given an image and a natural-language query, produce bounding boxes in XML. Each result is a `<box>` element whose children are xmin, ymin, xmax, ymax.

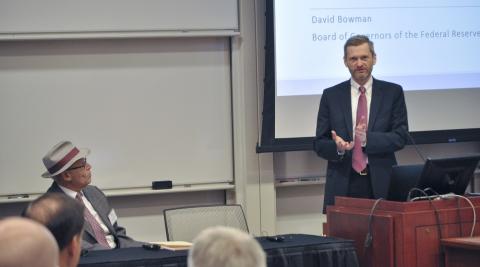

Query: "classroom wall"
<box><xmin>0</xmin><ymin>0</ymin><xmax>273</xmax><ymax>240</ymax></box>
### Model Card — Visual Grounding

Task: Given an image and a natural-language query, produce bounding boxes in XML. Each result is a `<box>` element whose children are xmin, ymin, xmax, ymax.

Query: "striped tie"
<box><xmin>352</xmin><ymin>86</ymin><xmax>368</xmax><ymax>173</ymax></box>
<box><xmin>75</xmin><ymin>192</ymin><xmax>110</xmax><ymax>248</ymax></box>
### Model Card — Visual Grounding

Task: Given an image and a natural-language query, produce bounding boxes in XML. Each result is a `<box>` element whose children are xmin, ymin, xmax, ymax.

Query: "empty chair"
<box><xmin>163</xmin><ymin>204</ymin><xmax>249</xmax><ymax>241</ymax></box>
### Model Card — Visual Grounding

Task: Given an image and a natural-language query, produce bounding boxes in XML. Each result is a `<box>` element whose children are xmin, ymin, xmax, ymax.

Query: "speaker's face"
<box><xmin>344</xmin><ymin>43</ymin><xmax>376</xmax><ymax>86</ymax></box>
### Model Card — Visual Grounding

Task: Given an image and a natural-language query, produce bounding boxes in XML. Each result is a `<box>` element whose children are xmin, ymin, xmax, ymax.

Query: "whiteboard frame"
<box><xmin>0</xmin><ymin>0</ymin><xmax>239</xmax><ymax>40</ymax></box>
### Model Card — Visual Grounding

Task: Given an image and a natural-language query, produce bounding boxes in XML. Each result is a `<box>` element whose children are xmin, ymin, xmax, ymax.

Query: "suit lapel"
<box><xmin>80</xmin><ymin>189</ymin><xmax>101</xmax><ymax>241</ymax></box>
<box><xmin>83</xmin><ymin>187</ymin><xmax>116</xmax><ymax>234</ymax></box>
<box><xmin>368</xmin><ymin>78</ymin><xmax>384</xmax><ymax>131</ymax></box>
<box><xmin>341</xmin><ymin>82</ymin><xmax>353</xmax><ymax>139</ymax></box>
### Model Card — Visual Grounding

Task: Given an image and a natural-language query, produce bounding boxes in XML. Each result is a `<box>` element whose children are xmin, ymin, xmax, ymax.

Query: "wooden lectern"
<box><xmin>325</xmin><ymin>196</ymin><xmax>480</xmax><ymax>267</ymax></box>
<box><xmin>441</xmin><ymin>236</ymin><xmax>480</xmax><ymax>267</ymax></box>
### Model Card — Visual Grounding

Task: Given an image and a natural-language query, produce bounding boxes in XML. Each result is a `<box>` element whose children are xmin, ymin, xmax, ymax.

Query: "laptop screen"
<box><xmin>387</xmin><ymin>154</ymin><xmax>480</xmax><ymax>201</ymax></box>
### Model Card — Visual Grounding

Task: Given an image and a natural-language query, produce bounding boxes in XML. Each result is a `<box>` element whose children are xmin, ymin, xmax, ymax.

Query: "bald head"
<box><xmin>0</xmin><ymin>217</ymin><xmax>59</xmax><ymax>267</ymax></box>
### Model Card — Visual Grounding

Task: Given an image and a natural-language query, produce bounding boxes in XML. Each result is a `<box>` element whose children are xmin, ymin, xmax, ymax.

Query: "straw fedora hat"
<box><xmin>41</xmin><ymin>141</ymin><xmax>90</xmax><ymax>178</ymax></box>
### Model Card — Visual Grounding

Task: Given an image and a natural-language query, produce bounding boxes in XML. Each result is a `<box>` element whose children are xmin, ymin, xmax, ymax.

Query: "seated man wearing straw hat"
<box><xmin>41</xmin><ymin>140</ymin><xmax>143</xmax><ymax>251</ymax></box>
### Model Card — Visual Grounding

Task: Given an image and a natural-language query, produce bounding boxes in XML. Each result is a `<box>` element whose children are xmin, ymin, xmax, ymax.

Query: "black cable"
<box><xmin>424</xmin><ymin>187</ymin><xmax>440</xmax><ymax>196</ymax></box>
<box><xmin>426</xmin><ymin>195</ymin><xmax>445</xmax><ymax>267</ymax></box>
<box><xmin>407</xmin><ymin>187</ymin><xmax>445</xmax><ymax>266</ymax></box>
<box><xmin>361</xmin><ymin>198</ymin><xmax>383</xmax><ymax>267</ymax></box>
<box><xmin>407</xmin><ymin>187</ymin><xmax>429</xmax><ymax>201</ymax></box>
<box><xmin>364</xmin><ymin>198</ymin><xmax>383</xmax><ymax>249</ymax></box>
<box><xmin>454</xmin><ymin>197</ymin><xmax>463</xmax><ymax>236</ymax></box>
<box><xmin>405</xmin><ymin>130</ymin><xmax>426</xmax><ymax>162</ymax></box>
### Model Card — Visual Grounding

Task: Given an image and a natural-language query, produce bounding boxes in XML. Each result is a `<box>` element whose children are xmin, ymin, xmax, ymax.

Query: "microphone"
<box><xmin>405</xmin><ymin>130</ymin><xmax>426</xmax><ymax>162</ymax></box>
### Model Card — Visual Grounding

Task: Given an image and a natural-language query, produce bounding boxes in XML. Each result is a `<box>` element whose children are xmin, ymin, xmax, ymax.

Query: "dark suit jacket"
<box><xmin>314</xmin><ymin>78</ymin><xmax>408</xmax><ymax>212</ymax></box>
<box><xmin>47</xmin><ymin>182</ymin><xmax>143</xmax><ymax>250</ymax></box>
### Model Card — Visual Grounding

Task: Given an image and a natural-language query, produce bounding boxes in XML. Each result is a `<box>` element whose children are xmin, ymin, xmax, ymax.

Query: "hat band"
<box><xmin>47</xmin><ymin>147</ymin><xmax>80</xmax><ymax>175</ymax></box>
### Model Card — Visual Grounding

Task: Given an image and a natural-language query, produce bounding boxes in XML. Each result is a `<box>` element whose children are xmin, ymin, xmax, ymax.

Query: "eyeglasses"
<box><xmin>67</xmin><ymin>158</ymin><xmax>87</xmax><ymax>171</ymax></box>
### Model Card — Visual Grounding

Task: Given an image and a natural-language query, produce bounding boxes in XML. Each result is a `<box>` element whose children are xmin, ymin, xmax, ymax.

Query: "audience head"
<box><xmin>188</xmin><ymin>226</ymin><xmax>266</xmax><ymax>267</ymax></box>
<box><xmin>41</xmin><ymin>140</ymin><xmax>91</xmax><ymax>192</ymax></box>
<box><xmin>23</xmin><ymin>193</ymin><xmax>85</xmax><ymax>267</ymax></box>
<box><xmin>0</xmin><ymin>217</ymin><xmax>59</xmax><ymax>267</ymax></box>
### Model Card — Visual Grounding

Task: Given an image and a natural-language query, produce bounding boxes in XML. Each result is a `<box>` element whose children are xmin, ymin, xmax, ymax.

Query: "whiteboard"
<box><xmin>0</xmin><ymin>0</ymin><xmax>238</xmax><ymax>34</ymax></box>
<box><xmin>0</xmin><ymin>37</ymin><xmax>233</xmax><ymax>196</ymax></box>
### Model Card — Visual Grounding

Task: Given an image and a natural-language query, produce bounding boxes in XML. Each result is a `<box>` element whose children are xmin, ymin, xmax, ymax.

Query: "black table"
<box><xmin>79</xmin><ymin>234</ymin><xmax>359</xmax><ymax>267</ymax></box>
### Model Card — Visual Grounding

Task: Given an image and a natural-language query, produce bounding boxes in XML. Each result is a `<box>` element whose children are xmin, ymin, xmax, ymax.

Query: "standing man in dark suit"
<box><xmin>314</xmin><ymin>35</ymin><xmax>408</xmax><ymax>213</ymax></box>
<box><xmin>41</xmin><ymin>140</ymin><xmax>143</xmax><ymax>250</ymax></box>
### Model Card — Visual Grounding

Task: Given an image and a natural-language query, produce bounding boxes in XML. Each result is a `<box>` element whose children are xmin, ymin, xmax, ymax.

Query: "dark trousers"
<box><xmin>347</xmin><ymin>166</ymin><xmax>374</xmax><ymax>199</ymax></box>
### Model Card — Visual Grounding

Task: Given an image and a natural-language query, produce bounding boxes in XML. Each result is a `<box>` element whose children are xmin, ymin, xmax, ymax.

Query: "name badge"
<box><xmin>108</xmin><ymin>209</ymin><xmax>118</xmax><ymax>225</ymax></box>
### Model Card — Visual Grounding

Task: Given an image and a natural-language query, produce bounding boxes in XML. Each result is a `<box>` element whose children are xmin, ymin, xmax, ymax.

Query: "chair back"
<box><xmin>163</xmin><ymin>204</ymin><xmax>249</xmax><ymax>241</ymax></box>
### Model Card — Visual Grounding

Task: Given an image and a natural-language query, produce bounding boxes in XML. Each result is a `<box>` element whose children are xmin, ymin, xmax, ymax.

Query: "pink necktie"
<box><xmin>352</xmin><ymin>86</ymin><xmax>368</xmax><ymax>173</ymax></box>
<box><xmin>75</xmin><ymin>192</ymin><xmax>110</xmax><ymax>248</ymax></box>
